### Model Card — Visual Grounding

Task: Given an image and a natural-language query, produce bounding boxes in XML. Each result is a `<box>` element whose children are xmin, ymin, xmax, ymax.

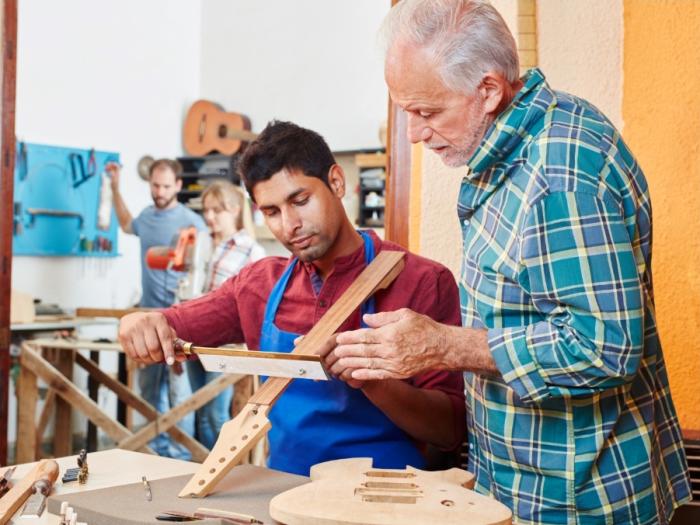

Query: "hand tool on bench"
<box><xmin>0</xmin><ymin>467</ymin><xmax>15</xmax><ymax>498</ymax></box>
<box><xmin>178</xmin><ymin>250</ymin><xmax>405</xmax><ymax>498</ymax></box>
<box><xmin>0</xmin><ymin>459</ymin><xmax>59</xmax><ymax>523</ymax></box>
<box><xmin>62</xmin><ymin>449</ymin><xmax>88</xmax><ymax>484</ymax></box>
<box><xmin>175</xmin><ymin>340</ymin><xmax>329</xmax><ymax>380</ymax></box>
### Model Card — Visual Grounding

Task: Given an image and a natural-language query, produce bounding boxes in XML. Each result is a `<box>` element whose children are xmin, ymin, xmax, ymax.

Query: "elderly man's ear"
<box><xmin>479</xmin><ymin>71</ymin><xmax>510</xmax><ymax>115</ymax></box>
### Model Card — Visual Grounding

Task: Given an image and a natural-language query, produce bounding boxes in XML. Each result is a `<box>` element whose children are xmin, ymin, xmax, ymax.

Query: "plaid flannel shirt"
<box><xmin>204</xmin><ymin>230</ymin><xmax>265</xmax><ymax>292</ymax></box>
<box><xmin>459</xmin><ymin>68</ymin><xmax>691</xmax><ymax>524</ymax></box>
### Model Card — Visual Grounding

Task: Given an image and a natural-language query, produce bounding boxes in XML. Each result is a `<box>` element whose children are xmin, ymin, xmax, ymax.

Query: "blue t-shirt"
<box><xmin>132</xmin><ymin>203</ymin><xmax>206</xmax><ymax>308</ymax></box>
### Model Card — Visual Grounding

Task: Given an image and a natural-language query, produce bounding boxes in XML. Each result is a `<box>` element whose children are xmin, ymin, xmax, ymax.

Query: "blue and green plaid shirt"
<box><xmin>459</xmin><ymin>69</ymin><xmax>691</xmax><ymax>525</ymax></box>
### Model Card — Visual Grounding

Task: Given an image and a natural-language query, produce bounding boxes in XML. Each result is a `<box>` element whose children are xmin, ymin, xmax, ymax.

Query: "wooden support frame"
<box><xmin>72</xmin><ymin>351</ymin><xmax>211</xmax><ymax>462</ymax></box>
<box><xmin>18</xmin><ymin>343</ymin><xmax>153</xmax><ymax>461</ymax></box>
<box><xmin>179</xmin><ymin>250</ymin><xmax>406</xmax><ymax>498</ymax></box>
<box><xmin>15</xmin><ymin>338</ymin><xmax>245</xmax><ymax>464</ymax></box>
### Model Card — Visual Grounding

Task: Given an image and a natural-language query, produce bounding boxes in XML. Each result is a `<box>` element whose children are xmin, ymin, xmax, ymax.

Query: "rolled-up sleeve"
<box><xmin>490</xmin><ymin>190</ymin><xmax>645</xmax><ymax>404</ymax></box>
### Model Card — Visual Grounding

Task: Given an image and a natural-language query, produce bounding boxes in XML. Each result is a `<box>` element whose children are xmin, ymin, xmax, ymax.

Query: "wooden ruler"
<box><xmin>179</xmin><ymin>250</ymin><xmax>405</xmax><ymax>498</ymax></box>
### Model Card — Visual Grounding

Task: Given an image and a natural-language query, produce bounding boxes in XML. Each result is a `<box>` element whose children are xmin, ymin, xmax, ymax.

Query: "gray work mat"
<box><xmin>47</xmin><ymin>464</ymin><xmax>307</xmax><ymax>525</ymax></box>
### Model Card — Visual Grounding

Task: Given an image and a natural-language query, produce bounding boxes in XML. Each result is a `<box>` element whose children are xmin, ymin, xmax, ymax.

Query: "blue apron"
<box><xmin>259</xmin><ymin>230</ymin><xmax>426</xmax><ymax>475</ymax></box>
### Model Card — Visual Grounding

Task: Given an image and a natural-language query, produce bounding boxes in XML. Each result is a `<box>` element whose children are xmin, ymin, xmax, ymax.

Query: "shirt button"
<box><xmin>319</xmin><ymin>300</ymin><xmax>327</xmax><ymax>308</ymax></box>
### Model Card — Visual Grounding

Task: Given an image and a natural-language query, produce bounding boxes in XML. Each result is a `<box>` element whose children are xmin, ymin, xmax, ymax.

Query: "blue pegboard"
<box><xmin>13</xmin><ymin>142</ymin><xmax>120</xmax><ymax>257</ymax></box>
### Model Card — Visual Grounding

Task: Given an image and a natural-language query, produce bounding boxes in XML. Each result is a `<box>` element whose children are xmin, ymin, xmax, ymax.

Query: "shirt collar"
<box><xmin>466</xmin><ymin>68</ymin><xmax>553</xmax><ymax>177</ymax></box>
<box><xmin>457</xmin><ymin>69</ymin><xmax>554</xmax><ymax>223</ymax></box>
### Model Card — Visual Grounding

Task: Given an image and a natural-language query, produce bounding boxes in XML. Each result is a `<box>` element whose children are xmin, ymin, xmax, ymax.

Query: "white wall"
<box><xmin>13</xmin><ymin>0</ymin><xmax>202</xmax><ymax>309</ymax></box>
<box><xmin>200</xmin><ymin>0</ymin><xmax>389</xmax><ymax>151</ymax></box>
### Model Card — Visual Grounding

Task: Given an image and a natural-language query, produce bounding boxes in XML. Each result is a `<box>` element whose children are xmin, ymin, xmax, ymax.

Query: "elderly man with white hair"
<box><xmin>324</xmin><ymin>1</ymin><xmax>691</xmax><ymax>523</ymax></box>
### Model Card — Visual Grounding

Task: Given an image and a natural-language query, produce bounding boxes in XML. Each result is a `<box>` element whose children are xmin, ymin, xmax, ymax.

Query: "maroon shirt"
<box><xmin>163</xmin><ymin>230</ymin><xmax>466</xmax><ymax>449</ymax></box>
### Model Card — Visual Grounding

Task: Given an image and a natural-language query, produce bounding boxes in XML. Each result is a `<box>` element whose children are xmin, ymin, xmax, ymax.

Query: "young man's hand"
<box><xmin>118</xmin><ymin>312</ymin><xmax>182</xmax><ymax>365</ymax></box>
<box><xmin>317</xmin><ymin>334</ymin><xmax>365</xmax><ymax>389</ymax></box>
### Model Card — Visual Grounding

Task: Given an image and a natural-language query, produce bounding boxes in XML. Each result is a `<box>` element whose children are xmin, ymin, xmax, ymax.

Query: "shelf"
<box><xmin>355</xmin><ymin>153</ymin><xmax>387</xmax><ymax>169</ymax></box>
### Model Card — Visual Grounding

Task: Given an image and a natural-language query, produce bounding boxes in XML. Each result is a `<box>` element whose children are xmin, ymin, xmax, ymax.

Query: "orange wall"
<box><xmin>622</xmin><ymin>1</ymin><xmax>700</xmax><ymax>430</ymax></box>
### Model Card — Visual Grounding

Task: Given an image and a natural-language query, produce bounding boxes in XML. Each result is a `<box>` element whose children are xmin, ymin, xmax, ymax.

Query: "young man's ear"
<box><xmin>176</xmin><ymin>178</ymin><xmax>183</xmax><ymax>191</ymax></box>
<box><xmin>328</xmin><ymin>164</ymin><xmax>346</xmax><ymax>198</ymax></box>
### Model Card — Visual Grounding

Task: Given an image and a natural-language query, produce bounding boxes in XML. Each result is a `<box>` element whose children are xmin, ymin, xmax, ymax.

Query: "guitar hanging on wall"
<box><xmin>182</xmin><ymin>100</ymin><xmax>258</xmax><ymax>156</ymax></box>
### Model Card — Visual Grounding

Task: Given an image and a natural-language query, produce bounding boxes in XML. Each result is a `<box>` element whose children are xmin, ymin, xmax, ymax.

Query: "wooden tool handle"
<box><xmin>31</xmin><ymin>460</ymin><xmax>59</xmax><ymax>496</ymax></box>
<box><xmin>34</xmin><ymin>459</ymin><xmax>59</xmax><ymax>486</ymax></box>
<box><xmin>0</xmin><ymin>459</ymin><xmax>59</xmax><ymax>524</ymax></box>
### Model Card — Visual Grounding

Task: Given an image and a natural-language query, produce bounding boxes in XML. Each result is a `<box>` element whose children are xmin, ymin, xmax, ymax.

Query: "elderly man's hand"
<box><xmin>306</xmin><ymin>334</ymin><xmax>365</xmax><ymax>389</ymax></box>
<box><xmin>118</xmin><ymin>312</ymin><xmax>183</xmax><ymax>366</ymax></box>
<box><xmin>324</xmin><ymin>308</ymin><xmax>448</xmax><ymax>381</ymax></box>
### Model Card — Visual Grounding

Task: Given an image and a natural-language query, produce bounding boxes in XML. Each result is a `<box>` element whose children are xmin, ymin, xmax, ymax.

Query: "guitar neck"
<box><xmin>224</xmin><ymin>128</ymin><xmax>258</xmax><ymax>142</ymax></box>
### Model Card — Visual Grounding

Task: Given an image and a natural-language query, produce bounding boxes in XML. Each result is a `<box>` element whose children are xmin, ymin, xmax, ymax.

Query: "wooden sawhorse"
<box><xmin>15</xmin><ymin>338</ymin><xmax>242</xmax><ymax>464</ymax></box>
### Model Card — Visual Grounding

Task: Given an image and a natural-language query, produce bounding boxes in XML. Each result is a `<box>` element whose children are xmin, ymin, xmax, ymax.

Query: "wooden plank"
<box><xmin>385</xmin><ymin>97</ymin><xmax>410</xmax><ymax>248</ymax></box>
<box><xmin>35</xmin><ymin>389</ymin><xmax>56</xmax><ymax>458</ymax></box>
<box><xmin>52</xmin><ymin>348</ymin><xmax>74</xmax><ymax>456</ymax></box>
<box><xmin>354</xmin><ymin>152</ymin><xmax>387</xmax><ymax>169</ymax></box>
<box><xmin>180</xmin><ymin>250</ymin><xmax>405</xmax><ymax>498</ymax></box>
<box><xmin>74</xmin><ymin>352</ymin><xmax>210</xmax><ymax>463</ymax></box>
<box><xmin>19</xmin><ymin>343</ymin><xmax>153</xmax><ymax>454</ymax></box>
<box><xmin>15</xmin><ymin>361</ymin><xmax>37</xmax><ymax>463</ymax></box>
<box><xmin>118</xmin><ymin>372</ymin><xmax>242</xmax><ymax>452</ymax></box>
<box><xmin>25</xmin><ymin>337</ymin><xmax>122</xmax><ymax>352</ymax></box>
<box><xmin>0</xmin><ymin>0</ymin><xmax>18</xmax><ymax>466</ymax></box>
<box><xmin>75</xmin><ymin>307</ymin><xmax>151</xmax><ymax>319</ymax></box>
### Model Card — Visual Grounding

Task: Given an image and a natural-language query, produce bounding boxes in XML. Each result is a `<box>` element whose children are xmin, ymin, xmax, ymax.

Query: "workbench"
<box><xmin>6</xmin><ymin>449</ymin><xmax>305</xmax><ymax>525</ymax></box>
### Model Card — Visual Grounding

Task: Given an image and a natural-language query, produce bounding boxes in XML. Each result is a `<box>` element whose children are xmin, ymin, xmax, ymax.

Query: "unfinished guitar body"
<box><xmin>269</xmin><ymin>458</ymin><xmax>512</xmax><ymax>525</ymax></box>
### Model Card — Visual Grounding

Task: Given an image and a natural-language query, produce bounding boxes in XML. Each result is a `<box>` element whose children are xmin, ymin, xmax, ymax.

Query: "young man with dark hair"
<box><xmin>118</xmin><ymin>120</ymin><xmax>467</xmax><ymax>476</ymax></box>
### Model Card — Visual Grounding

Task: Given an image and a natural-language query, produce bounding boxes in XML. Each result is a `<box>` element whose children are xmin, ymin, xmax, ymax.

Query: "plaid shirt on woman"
<box><xmin>204</xmin><ymin>230</ymin><xmax>265</xmax><ymax>292</ymax></box>
<box><xmin>459</xmin><ymin>68</ymin><xmax>691</xmax><ymax>525</ymax></box>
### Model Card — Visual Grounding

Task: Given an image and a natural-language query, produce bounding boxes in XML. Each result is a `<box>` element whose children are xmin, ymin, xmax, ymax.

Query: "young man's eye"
<box><xmin>293</xmin><ymin>197</ymin><xmax>309</xmax><ymax>206</ymax></box>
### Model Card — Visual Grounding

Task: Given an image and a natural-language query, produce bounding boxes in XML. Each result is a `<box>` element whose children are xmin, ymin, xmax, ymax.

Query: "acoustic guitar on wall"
<box><xmin>183</xmin><ymin>99</ymin><xmax>258</xmax><ymax>156</ymax></box>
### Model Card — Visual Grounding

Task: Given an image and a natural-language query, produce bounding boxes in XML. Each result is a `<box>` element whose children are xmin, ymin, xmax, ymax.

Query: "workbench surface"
<box><xmin>8</xmin><ymin>449</ymin><xmax>199</xmax><ymax>524</ymax></box>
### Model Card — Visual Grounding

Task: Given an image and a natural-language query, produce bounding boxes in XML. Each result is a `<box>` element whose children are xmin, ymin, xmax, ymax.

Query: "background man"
<box><xmin>117</xmin><ymin>121</ymin><xmax>466</xmax><ymax>475</ymax></box>
<box><xmin>108</xmin><ymin>159</ymin><xmax>206</xmax><ymax>460</ymax></box>
<box><xmin>325</xmin><ymin>1</ymin><xmax>691</xmax><ymax>523</ymax></box>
